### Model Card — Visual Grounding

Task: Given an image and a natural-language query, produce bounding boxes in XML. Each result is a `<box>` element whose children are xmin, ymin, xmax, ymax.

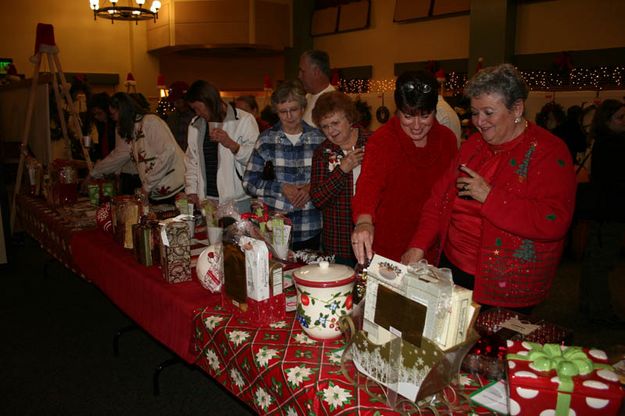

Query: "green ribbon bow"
<box><xmin>507</xmin><ymin>342</ymin><xmax>609</xmax><ymax>416</ymax></box>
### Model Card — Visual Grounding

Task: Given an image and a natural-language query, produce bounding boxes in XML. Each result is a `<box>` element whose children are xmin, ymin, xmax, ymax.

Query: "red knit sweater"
<box><xmin>352</xmin><ymin>116</ymin><xmax>457</xmax><ymax>261</ymax></box>
<box><xmin>410</xmin><ymin>122</ymin><xmax>577</xmax><ymax>307</ymax></box>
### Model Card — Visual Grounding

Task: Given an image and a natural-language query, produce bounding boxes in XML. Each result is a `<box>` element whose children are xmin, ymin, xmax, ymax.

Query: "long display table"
<box><xmin>192</xmin><ymin>304</ymin><xmax>492</xmax><ymax>415</ymax></box>
<box><xmin>70</xmin><ymin>228</ymin><xmax>214</xmax><ymax>364</ymax></box>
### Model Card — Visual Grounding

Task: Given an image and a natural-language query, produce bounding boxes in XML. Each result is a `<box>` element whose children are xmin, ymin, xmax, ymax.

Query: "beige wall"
<box><xmin>314</xmin><ymin>0</ymin><xmax>625</xmax><ymax>80</ymax></box>
<box><xmin>313</xmin><ymin>0</ymin><xmax>625</xmax><ymax>130</ymax></box>
<box><xmin>516</xmin><ymin>0</ymin><xmax>625</xmax><ymax>54</ymax></box>
<box><xmin>0</xmin><ymin>0</ymin><xmax>159</xmax><ymax>98</ymax></box>
<box><xmin>313</xmin><ymin>1</ymin><xmax>470</xmax><ymax>81</ymax></box>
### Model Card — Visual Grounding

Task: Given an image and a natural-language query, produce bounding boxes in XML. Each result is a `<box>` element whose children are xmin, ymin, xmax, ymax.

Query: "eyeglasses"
<box><xmin>278</xmin><ymin>107</ymin><xmax>302</xmax><ymax>116</ymax></box>
<box><xmin>401</xmin><ymin>80</ymin><xmax>433</xmax><ymax>95</ymax></box>
<box><xmin>320</xmin><ymin>117</ymin><xmax>348</xmax><ymax>132</ymax></box>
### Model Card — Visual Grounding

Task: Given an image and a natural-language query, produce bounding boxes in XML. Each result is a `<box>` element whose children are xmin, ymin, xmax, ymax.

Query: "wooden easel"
<box><xmin>10</xmin><ymin>23</ymin><xmax>93</xmax><ymax>234</ymax></box>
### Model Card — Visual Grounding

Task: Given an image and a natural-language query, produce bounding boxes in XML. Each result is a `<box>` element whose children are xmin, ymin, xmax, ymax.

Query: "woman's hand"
<box><xmin>187</xmin><ymin>193</ymin><xmax>200</xmax><ymax>206</ymax></box>
<box><xmin>351</xmin><ymin>215</ymin><xmax>374</xmax><ymax>265</ymax></box>
<box><xmin>340</xmin><ymin>147</ymin><xmax>365</xmax><ymax>173</ymax></box>
<box><xmin>210</xmin><ymin>128</ymin><xmax>240</xmax><ymax>154</ymax></box>
<box><xmin>456</xmin><ymin>165</ymin><xmax>492</xmax><ymax>203</ymax></box>
<box><xmin>400</xmin><ymin>247</ymin><xmax>425</xmax><ymax>265</ymax></box>
<box><xmin>282</xmin><ymin>183</ymin><xmax>309</xmax><ymax>208</ymax></box>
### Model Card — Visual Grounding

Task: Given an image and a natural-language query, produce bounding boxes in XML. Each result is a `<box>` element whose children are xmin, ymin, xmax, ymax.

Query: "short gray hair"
<box><xmin>464</xmin><ymin>63</ymin><xmax>529</xmax><ymax>109</ymax></box>
<box><xmin>271</xmin><ymin>80</ymin><xmax>307</xmax><ymax>110</ymax></box>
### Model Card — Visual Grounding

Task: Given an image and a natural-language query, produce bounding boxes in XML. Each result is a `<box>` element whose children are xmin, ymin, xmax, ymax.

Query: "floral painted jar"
<box><xmin>293</xmin><ymin>261</ymin><xmax>355</xmax><ymax>340</ymax></box>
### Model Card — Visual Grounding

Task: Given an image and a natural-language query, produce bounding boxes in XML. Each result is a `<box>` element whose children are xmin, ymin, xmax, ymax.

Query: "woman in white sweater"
<box><xmin>90</xmin><ymin>92</ymin><xmax>185</xmax><ymax>202</ymax></box>
<box><xmin>184</xmin><ymin>80</ymin><xmax>259</xmax><ymax>211</ymax></box>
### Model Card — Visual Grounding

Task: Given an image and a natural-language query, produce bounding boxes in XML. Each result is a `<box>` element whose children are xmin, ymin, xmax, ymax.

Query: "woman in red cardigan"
<box><xmin>351</xmin><ymin>71</ymin><xmax>458</xmax><ymax>264</ymax></box>
<box><xmin>402</xmin><ymin>64</ymin><xmax>577</xmax><ymax>310</ymax></box>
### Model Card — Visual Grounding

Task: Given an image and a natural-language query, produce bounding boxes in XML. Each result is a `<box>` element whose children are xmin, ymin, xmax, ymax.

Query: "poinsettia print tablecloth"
<box><xmin>192</xmin><ymin>305</ymin><xmax>494</xmax><ymax>415</ymax></box>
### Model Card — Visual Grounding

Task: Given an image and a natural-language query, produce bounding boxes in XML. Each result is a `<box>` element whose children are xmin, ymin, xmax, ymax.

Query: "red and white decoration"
<box><xmin>506</xmin><ymin>340</ymin><xmax>624</xmax><ymax>416</ymax></box>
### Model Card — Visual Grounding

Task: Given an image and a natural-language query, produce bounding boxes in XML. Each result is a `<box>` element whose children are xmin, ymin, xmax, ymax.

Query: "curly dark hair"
<box><xmin>535</xmin><ymin>102</ymin><xmax>566</xmax><ymax>130</ymax></box>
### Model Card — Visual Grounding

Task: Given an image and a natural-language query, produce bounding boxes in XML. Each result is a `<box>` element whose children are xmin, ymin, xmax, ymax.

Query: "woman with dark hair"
<box><xmin>87</xmin><ymin>92</ymin><xmax>116</xmax><ymax>161</ymax></box>
<box><xmin>403</xmin><ymin>64</ymin><xmax>576</xmax><ymax>311</ymax></box>
<box><xmin>351</xmin><ymin>70</ymin><xmax>457</xmax><ymax>263</ymax></box>
<box><xmin>579</xmin><ymin>99</ymin><xmax>625</xmax><ymax>327</ymax></box>
<box><xmin>184</xmin><ymin>80</ymin><xmax>259</xmax><ymax>211</ymax></box>
<box><xmin>310</xmin><ymin>91</ymin><xmax>371</xmax><ymax>266</ymax></box>
<box><xmin>90</xmin><ymin>92</ymin><xmax>185</xmax><ymax>201</ymax></box>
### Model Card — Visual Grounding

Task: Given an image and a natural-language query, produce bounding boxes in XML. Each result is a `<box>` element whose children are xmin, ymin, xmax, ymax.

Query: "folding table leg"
<box><xmin>113</xmin><ymin>324</ymin><xmax>140</xmax><ymax>356</ymax></box>
<box><xmin>153</xmin><ymin>356</ymin><xmax>183</xmax><ymax>396</ymax></box>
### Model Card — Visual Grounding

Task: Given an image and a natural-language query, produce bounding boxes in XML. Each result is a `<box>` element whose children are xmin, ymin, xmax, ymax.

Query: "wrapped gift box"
<box><xmin>222</xmin><ymin>238</ymin><xmax>285</xmax><ymax>325</ymax></box>
<box><xmin>476</xmin><ymin>307</ymin><xmax>572</xmax><ymax>344</ymax></box>
<box><xmin>159</xmin><ymin>221</ymin><xmax>191</xmax><ymax>283</ymax></box>
<box><xmin>111</xmin><ymin>196</ymin><xmax>140</xmax><ymax>249</ymax></box>
<box><xmin>363</xmin><ymin>255</ymin><xmax>473</xmax><ymax>351</ymax></box>
<box><xmin>506</xmin><ymin>340</ymin><xmax>624</xmax><ymax>416</ymax></box>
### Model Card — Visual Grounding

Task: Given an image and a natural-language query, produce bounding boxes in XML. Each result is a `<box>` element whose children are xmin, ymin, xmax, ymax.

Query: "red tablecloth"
<box><xmin>16</xmin><ymin>194</ymin><xmax>96</xmax><ymax>274</ymax></box>
<box><xmin>70</xmin><ymin>228</ymin><xmax>215</xmax><ymax>363</ymax></box>
<box><xmin>192</xmin><ymin>305</ymin><xmax>494</xmax><ymax>415</ymax></box>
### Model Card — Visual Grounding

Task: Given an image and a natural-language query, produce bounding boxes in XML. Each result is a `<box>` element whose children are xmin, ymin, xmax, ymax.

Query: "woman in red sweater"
<box><xmin>403</xmin><ymin>64</ymin><xmax>577</xmax><ymax>310</ymax></box>
<box><xmin>351</xmin><ymin>71</ymin><xmax>457</xmax><ymax>264</ymax></box>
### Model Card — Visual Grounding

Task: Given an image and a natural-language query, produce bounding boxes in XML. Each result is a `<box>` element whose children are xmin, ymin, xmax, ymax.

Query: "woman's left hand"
<box><xmin>457</xmin><ymin>165</ymin><xmax>492</xmax><ymax>203</ymax></box>
<box><xmin>210</xmin><ymin>128</ymin><xmax>239</xmax><ymax>153</ymax></box>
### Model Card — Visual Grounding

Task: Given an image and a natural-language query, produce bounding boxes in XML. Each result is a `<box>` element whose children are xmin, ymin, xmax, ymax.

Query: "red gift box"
<box><xmin>506</xmin><ymin>340</ymin><xmax>624</xmax><ymax>416</ymax></box>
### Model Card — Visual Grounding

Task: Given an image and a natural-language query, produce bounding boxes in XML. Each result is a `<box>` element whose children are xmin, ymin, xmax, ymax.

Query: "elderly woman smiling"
<box><xmin>403</xmin><ymin>64</ymin><xmax>577</xmax><ymax>311</ymax></box>
<box><xmin>310</xmin><ymin>91</ymin><xmax>371</xmax><ymax>266</ymax></box>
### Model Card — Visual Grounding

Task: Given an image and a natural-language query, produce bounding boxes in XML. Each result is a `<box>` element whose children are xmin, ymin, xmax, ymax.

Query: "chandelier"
<box><xmin>89</xmin><ymin>0</ymin><xmax>161</xmax><ymax>23</ymax></box>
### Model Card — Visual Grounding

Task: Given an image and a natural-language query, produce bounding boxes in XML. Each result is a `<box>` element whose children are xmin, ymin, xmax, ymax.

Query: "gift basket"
<box><xmin>338</xmin><ymin>254</ymin><xmax>480</xmax><ymax>411</ymax></box>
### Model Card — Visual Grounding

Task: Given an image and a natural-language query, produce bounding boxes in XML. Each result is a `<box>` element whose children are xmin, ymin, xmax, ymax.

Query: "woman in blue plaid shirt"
<box><xmin>243</xmin><ymin>80</ymin><xmax>326</xmax><ymax>250</ymax></box>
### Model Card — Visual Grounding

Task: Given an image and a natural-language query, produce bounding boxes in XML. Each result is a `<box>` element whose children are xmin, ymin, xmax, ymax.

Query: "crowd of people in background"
<box><xmin>71</xmin><ymin>51</ymin><xmax>623</xmax><ymax>325</ymax></box>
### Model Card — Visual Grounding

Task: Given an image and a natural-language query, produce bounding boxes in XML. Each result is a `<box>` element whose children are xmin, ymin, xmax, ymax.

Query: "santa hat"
<box><xmin>156</xmin><ymin>74</ymin><xmax>166</xmax><ymax>90</ymax></box>
<box><xmin>30</xmin><ymin>23</ymin><xmax>59</xmax><ymax>64</ymax></box>
<box><xmin>435</xmin><ymin>69</ymin><xmax>445</xmax><ymax>83</ymax></box>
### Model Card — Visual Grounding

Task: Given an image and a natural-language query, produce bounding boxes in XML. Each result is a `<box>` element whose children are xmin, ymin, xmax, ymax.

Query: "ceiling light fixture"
<box><xmin>89</xmin><ymin>0</ymin><xmax>161</xmax><ymax>23</ymax></box>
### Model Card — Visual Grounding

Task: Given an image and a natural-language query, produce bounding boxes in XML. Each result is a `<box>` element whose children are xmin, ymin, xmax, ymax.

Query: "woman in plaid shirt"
<box><xmin>310</xmin><ymin>91</ymin><xmax>371</xmax><ymax>266</ymax></box>
<box><xmin>243</xmin><ymin>80</ymin><xmax>326</xmax><ymax>250</ymax></box>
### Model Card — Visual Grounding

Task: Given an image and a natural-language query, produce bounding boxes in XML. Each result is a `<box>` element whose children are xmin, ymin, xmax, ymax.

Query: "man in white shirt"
<box><xmin>298</xmin><ymin>50</ymin><xmax>335</xmax><ymax>127</ymax></box>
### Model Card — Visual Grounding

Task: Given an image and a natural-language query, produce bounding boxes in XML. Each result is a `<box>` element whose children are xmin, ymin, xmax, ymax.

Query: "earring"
<box><xmin>514</xmin><ymin>116</ymin><xmax>521</xmax><ymax>124</ymax></box>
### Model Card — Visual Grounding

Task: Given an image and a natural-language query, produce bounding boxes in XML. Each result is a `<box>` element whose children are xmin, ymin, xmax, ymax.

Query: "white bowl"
<box><xmin>293</xmin><ymin>261</ymin><xmax>355</xmax><ymax>340</ymax></box>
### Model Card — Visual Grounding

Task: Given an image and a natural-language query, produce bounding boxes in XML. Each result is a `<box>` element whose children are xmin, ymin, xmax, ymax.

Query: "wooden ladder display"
<box><xmin>10</xmin><ymin>23</ymin><xmax>93</xmax><ymax>234</ymax></box>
